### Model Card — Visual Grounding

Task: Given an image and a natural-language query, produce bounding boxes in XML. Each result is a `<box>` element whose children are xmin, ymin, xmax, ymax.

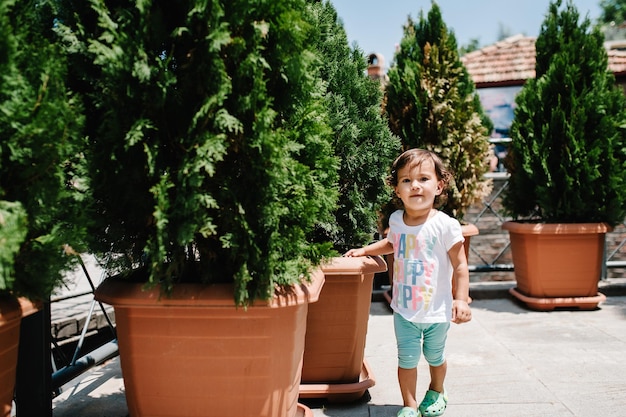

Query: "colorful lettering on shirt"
<box><xmin>396</xmin><ymin>233</ymin><xmax>418</xmax><ymax>258</ymax></box>
<box><xmin>392</xmin><ymin>283</ymin><xmax>434</xmax><ymax>310</ymax></box>
<box><xmin>392</xmin><ymin>232</ymin><xmax>437</xmax><ymax>311</ymax></box>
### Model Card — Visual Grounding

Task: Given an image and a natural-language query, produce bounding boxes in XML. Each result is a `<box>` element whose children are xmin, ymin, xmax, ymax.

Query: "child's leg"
<box><xmin>398</xmin><ymin>367</ymin><xmax>418</xmax><ymax>408</ymax></box>
<box><xmin>420</xmin><ymin>323</ymin><xmax>450</xmax><ymax>416</ymax></box>
<box><xmin>428</xmin><ymin>360</ymin><xmax>447</xmax><ymax>393</ymax></box>
<box><xmin>394</xmin><ymin>313</ymin><xmax>423</xmax><ymax>409</ymax></box>
<box><xmin>422</xmin><ymin>322</ymin><xmax>450</xmax><ymax>390</ymax></box>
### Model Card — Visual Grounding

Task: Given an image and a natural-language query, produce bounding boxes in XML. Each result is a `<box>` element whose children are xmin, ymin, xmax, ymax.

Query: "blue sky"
<box><xmin>330</xmin><ymin>0</ymin><xmax>603</xmax><ymax>69</ymax></box>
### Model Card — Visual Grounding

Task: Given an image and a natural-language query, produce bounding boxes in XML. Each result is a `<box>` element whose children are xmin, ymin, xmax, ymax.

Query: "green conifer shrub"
<box><xmin>503</xmin><ymin>0</ymin><xmax>626</xmax><ymax>226</ymax></box>
<box><xmin>308</xmin><ymin>1</ymin><xmax>400</xmax><ymax>250</ymax></box>
<box><xmin>384</xmin><ymin>2</ymin><xmax>492</xmax><ymax>222</ymax></box>
<box><xmin>0</xmin><ymin>0</ymin><xmax>86</xmax><ymax>300</ymax></box>
<box><xmin>55</xmin><ymin>0</ymin><xmax>339</xmax><ymax>305</ymax></box>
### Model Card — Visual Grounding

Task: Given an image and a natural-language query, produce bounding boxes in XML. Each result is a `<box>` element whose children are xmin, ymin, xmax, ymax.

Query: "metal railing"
<box><xmin>12</xmin><ymin>255</ymin><xmax>119</xmax><ymax>417</ymax></box>
<box><xmin>463</xmin><ymin>166</ymin><xmax>626</xmax><ymax>279</ymax></box>
<box><xmin>50</xmin><ymin>254</ymin><xmax>118</xmax><ymax>391</ymax></box>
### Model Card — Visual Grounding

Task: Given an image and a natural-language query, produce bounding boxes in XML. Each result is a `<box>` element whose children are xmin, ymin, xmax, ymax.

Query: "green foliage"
<box><xmin>0</xmin><ymin>0</ymin><xmax>86</xmax><ymax>300</ymax></box>
<box><xmin>307</xmin><ymin>1</ymin><xmax>400</xmax><ymax>250</ymax></box>
<box><xmin>56</xmin><ymin>0</ymin><xmax>339</xmax><ymax>304</ymax></box>
<box><xmin>459</xmin><ymin>38</ymin><xmax>481</xmax><ymax>56</ymax></box>
<box><xmin>600</xmin><ymin>0</ymin><xmax>626</xmax><ymax>24</ymax></box>
<box><xmin>504</xmin><ymin>0</ymin><xmax>626</xmax><ymax>226</ymax></box>
<box><xmin>383</xmin><ymin>1</ymin><xmax>492</xmax><ymax>221</ymax></box>
<box><xmin>0</xmin><ymin>201</ymin><xmax>27</xmax><ymax>291</ymax></box>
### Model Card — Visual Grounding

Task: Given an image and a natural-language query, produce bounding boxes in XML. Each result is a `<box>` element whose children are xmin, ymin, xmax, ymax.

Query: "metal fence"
<box><xmin>463</xmin><ymin>171</ymin><xmax>626</xmax><ymax>282</ymax></box>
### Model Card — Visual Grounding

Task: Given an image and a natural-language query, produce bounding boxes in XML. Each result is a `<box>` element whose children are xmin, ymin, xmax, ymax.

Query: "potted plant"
<box><xmin>55</xmin><ymin>0</ymin><xmax>338</xmax><ymax>416</ymax></box>
<box><xmin>0</xmin><ymin>1</ymin><xmax>86</xmax><ymax>415</ymax></box>
<box><xmin>383</xmin><ymin>2</ymin><xmax>493</xmax><ymax>300</ymax></box>
<box><xmin>502</xmin><ymin>0</ymin><xmax>626</xmax><ymax>311</ymax></box>
<box><xmin>297</xmin><ymin>1</ymin><xmax>397</xmax><ymax>402</ymax></box>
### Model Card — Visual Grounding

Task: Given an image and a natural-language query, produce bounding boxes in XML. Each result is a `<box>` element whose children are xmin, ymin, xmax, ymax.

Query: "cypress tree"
<box><xmin>308</xmin><ymin>0</ymin><xmax>400</xmax><ymax>250</ymax></box>
<box><xmin>504</xmin><ymin>0</ymin><xmax>626</xmax><ymax>225</ymax></box>
<box><xmin>0</xmin><ymin>0</ymin><xmax>86</xmax><ymax>300</ymax></box>
<box><xmin>384</xmin><ymin>1</ymin><xmax>492</xmax><ymax>221</ymax></box>
<box><xmin>55</xmin><ymin>0</ymin><xmax>339</xmax><ymax>304</ymax></box>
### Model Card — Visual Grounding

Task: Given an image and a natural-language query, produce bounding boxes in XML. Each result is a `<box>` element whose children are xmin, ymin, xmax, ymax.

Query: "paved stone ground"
<box><xmin>50</xmin><ymin>287</ymin><xmax>626</xmax><ymax>417</ymax></box>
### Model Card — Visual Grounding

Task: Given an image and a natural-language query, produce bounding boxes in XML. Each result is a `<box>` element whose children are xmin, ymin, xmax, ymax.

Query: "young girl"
<box><xmin>345</xmin><ymin>148</ymin><xmax>472</xmax><ymax>417</ymax></box>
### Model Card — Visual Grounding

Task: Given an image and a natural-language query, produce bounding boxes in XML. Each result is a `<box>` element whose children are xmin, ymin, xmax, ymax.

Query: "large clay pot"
<box><xmin>461</xmin><ymin>223</ymin><xmax>479</xmax><ymax>260</ymax></box>
<box><xmin>95</xmin><ymin>269</ymin><xmax>324</xmax><ymax>417</ymax></box>
<box><xmin>502</xmin><ymin>221</ymin><xmax>609</xmax><ymax>311</ymax></box>
<box><xmin>299</xmin><ymin>255</ymin><xmax>386</xmax><ymax>402</ymax></box>
<box><xmin>0</xmin><ymin>296</ymin><xmax>39</xmax><ymax>417</ymax></box>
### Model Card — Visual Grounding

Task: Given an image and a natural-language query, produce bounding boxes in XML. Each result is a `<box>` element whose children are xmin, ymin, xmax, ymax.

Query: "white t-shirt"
<box><xmin>387</xmin><ymin>209</ymin><xmax>464</xmax><ymax>323</ymax></box>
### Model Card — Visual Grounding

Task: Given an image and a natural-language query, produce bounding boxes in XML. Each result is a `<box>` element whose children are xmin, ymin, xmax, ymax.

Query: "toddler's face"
<box><xmin>394</xmin><ymin>159</ymin><xmax>443</xmax><ymax>213</ymax></box>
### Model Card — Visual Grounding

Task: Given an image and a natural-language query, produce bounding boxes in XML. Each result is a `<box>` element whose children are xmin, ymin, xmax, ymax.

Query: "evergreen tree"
<box><xmin>55</xmin><ymin>0</ymin><xmax>339</xmax><ymax>304</ymax></box>
<box><xmin>599</xmin><ymin>0</ymin><xmax>626</xmax><ymax>40</ymax></box>
<box><xmin>504</xmin><ymin>0</ymin><xmax>626</xmax><ymax>225</ymax></box>
<box><xmin>600</xmin><ymin>0</ymin><xmax>626</xmax><ymax>24</ymax></box>
<box><xmin>384</xmin><ymin>1</ymin><xmax>492</xmax><ymax>221</ymax></box>
<box><xmin>459</xmin><ymin>38</ymin><xmax>481</xmax><ymax>56</ymax></box>
<box><xmin>308</xmin><ymin>0</ymin><xmax>400</xmax><ymax>250</ymax></box>
<box><xmin>0</xmin><ymin>0</ymin><xmax>86</xmax><ymax>300</ymax></box>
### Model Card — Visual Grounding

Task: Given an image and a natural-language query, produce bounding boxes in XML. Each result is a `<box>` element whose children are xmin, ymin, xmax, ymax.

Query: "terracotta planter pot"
<box><xmin>461</xmin><ymin>223</ymin><xmax>479</xmax><ymax>261</ymax></box>
<box><xmin>502</xmin><ymin>221</ymin><xmax>609</xmax><ymax>310</ymax></box>
<box><xmin>95</xmin><ymin>269</ymin><xmax>324</xmax><ymax>417</ymax></box>
<box><xmin>0</xmin><ymin>296</ymin><xmax>39</xmax><ymax>417</ymax></box>
<box><xmin>299</xmin><ymin>255</ymin><xmax>386</xmax><ymax>402</ymax></box>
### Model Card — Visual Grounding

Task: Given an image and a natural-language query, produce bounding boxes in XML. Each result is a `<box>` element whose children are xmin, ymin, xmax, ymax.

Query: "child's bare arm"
<box><xmin>448</xmin><ymin>241</ymin><xmax>472</xmax><ymax>323</ymax></box>
<box><xmin>345</xmin><ymin>237</ymin><xmax>394</xmax><ymax>258</ymax></box>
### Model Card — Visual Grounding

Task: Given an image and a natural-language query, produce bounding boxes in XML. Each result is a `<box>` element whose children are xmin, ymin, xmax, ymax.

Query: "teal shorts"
<box><xmin>394</xmin><ymin>313</ymin><xmax>450</xmax><ymax>369</ymax></box>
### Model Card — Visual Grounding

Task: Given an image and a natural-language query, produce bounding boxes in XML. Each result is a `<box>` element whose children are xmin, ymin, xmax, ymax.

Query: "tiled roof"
<box><xmin>461</xmin><ymin>34</ymin><xmax>626</xmax><ymax>87</ymax></box>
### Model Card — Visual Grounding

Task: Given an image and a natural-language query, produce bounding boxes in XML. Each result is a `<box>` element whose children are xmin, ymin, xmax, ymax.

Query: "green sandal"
<box><xmin>397</xmin><ymin>406</ymin><xmax>421</xmax><ymax>417</ymax></box>
<box><xmin>419</xmin><ymin>389</ymin><xmax>448</xmax><ymax>417</ymax></box>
